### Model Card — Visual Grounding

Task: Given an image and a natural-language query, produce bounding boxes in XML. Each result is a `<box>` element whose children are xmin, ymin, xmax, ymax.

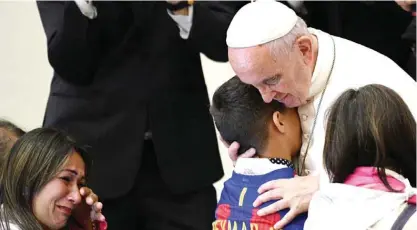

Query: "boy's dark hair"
<box><xmin>210</xmin><ymin>76</ymin><xmax>286</xmax><ymax>155</ymax></box>
<box><xmin>0</xmin><ymin>119</ymin><xmax>25</xmax><ymax>157</ymax></box>
<box><xmin>324</xmin><ymin>84</ymin><xmax>416</xmax><ymax>188</ymax></box>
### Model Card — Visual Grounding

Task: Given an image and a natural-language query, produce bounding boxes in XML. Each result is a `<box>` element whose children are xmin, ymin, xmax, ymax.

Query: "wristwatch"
<box><xmin>166</xmin><ymin>0</ymin><xmax>194</xmax><ymax>12</ymax></box>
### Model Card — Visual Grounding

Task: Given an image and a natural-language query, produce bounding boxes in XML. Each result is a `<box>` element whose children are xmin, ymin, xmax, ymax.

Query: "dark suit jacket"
<box><xmin>36</xmin><ymin>1</ymin><xmax>245</xmax><ymax>199</ymax></box>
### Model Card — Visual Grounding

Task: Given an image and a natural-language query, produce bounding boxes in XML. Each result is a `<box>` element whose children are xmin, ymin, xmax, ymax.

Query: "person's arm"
<box><xmin>303</xmin><ymin>190</ymin><xmax>333</xmax><ymax>230</ymax></box>
<box><xmin>36</xmin><ymin>1</ymin><xmax>102</xmax><ymax>85</ymax></box>
<box><xmin>168</xmin><ymin>1</ymin><xmax>247</xmax><ymax>62</ymax></box>
<box><xmin>253</xmin><ymin>174</ymin><xmax>319</xmax><ymax>229</ymax></box>
<box><xmin>227</xmin><ymin>142</ymin><xmax>319</xmax><ymax>229</ymax></box>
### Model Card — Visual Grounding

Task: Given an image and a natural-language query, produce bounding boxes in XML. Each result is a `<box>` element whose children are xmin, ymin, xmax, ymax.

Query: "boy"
<box><xmin>210</xmin><ymin>77</ymin><xmax>306</xmax><ymax>230</ymax></box>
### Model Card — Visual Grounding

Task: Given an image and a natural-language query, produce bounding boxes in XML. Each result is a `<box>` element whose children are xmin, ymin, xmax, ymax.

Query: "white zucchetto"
<box><xmin>226</xmin><ymin>1</ymin><xmax>298</xmax><ymax>48</ymax></box>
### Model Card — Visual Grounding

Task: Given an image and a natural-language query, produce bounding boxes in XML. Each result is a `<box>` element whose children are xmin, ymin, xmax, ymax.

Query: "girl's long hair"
<box><xmin>323</xmin><ymin>84</ymin><xmax>416</xmax><ymax>189</ymax></box>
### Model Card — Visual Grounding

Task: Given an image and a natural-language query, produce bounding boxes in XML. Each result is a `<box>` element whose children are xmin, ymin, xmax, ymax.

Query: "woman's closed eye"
<box><xmin>60</xmin><ymin>176</ymin><xmax>85</xmax><ymax>187</ymax></box>
<box><xmin>60</xmin><ymin>176</ymin><xmax>72</xmax><ymax>183</ymax></box>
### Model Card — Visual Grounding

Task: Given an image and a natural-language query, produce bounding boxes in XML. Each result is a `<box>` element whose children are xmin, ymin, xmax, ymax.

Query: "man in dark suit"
<box><xmin>36</xmin><ymin>1</ymin><xmax>245</xmax><ymax>229</ymax></box>
<box><xmin>296</xmin><ymin>1</ymin><xmax>414</xmax><ymax>79</ymax></box>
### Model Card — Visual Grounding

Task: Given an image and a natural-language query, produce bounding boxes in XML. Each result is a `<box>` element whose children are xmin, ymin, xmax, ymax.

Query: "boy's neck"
<box><xmin>257</xmin><ymin>151</ymin><xmax>293</xmax><ymax>162</ymax></box>
<box><xmin>257</xmin><ymin>139</ymin><xmax>295</xmax><ymax>162</ymax></box>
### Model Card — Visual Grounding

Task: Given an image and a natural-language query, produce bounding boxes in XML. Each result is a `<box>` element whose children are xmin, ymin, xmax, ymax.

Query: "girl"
<box><xmin>305</xmin><ymin>84</ymin><xmax>416</xmax><ymax>230</ymax></box>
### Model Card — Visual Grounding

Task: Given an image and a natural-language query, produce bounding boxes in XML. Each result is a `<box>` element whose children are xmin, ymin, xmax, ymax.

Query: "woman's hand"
<box><xmin>72</xmin><ymin>187</ymin><xmax>106</xmax><ymax>229</ymax></box>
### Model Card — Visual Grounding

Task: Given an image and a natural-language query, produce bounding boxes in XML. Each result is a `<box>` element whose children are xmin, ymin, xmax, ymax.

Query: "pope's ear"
<box><xmin>295</xmin><ymin>35</ymin><xmax>314</xmax><ymax>63</ymax></box>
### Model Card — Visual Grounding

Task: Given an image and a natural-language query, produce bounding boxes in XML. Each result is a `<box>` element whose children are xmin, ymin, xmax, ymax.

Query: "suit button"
<box><xmin>144</xmin><ymin>131</ymin><xmax>153</xmax><ymax>140</ymax></box>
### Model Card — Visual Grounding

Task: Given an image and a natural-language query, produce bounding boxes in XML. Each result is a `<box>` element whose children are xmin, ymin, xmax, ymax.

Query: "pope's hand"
<box><xmin>253</xmin><ymin>175</ymin><xmax>319</xmax><ymax>229</ymax></box>
<box><xmin>225</xmin><ymin>141</ymin><xmax>256</xmax><ymax>166</ymax></box>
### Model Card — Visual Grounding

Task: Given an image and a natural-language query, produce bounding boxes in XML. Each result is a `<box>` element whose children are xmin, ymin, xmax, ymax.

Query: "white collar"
<box><xmin>307</xmin><ymin>28</ymin><xmax>335</xmax><ymax>99</ymax></box>
<box><xmin>234</xmin><ymin>158</ymin><xmax>288</xmax><ymax>176</ymax></box>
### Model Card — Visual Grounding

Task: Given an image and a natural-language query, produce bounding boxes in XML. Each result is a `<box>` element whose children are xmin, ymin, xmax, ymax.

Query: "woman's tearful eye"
<box><xmin>60</xmin><ymin>177</ymin><xmax>71</xmax><ymax>183</ymax></box>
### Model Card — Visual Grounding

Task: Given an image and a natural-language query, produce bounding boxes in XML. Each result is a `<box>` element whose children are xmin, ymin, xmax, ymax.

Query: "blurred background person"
<box><xmin>287</xmin><ymin>1</ymin><xmax>415</xmax><ymax>80</ymax></box>
<box><xmin>0</xmin><ymin>120</ymin><xmax>25</xmax><ymax>167</ymax></box>
<box><xmin>395</xmin><ymin>0</ymin><xmax>416</xmax><ymax>79</ymax></box>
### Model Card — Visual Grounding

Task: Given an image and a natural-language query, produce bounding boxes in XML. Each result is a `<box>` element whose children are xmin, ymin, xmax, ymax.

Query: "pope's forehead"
<box><xmin>228</xmin><ymin>46</ymin><xmax>278</xmax><ymax>72</ymax></box>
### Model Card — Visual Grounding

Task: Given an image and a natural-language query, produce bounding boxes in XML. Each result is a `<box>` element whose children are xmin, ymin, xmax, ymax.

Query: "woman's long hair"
<box><xmin>323</xmin><ymin>84</ymin><xmax>416</xmax><ymax>189</ymax></box>
<box><xmin>0</xmin><ymin>128</ymin><xmax>91</xmax><ymax>230</ymax></box>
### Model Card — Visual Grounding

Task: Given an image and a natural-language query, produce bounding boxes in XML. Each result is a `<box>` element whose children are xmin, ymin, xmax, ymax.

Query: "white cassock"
<box><xmin>297</xmin><ymin>28</ymin><xmax>417</xmax><ymax>185</ymax></box>
<box><xmin>226</xmin><ymin>1</ymin><xmax>417</xmax><ymax>185</ymax></box>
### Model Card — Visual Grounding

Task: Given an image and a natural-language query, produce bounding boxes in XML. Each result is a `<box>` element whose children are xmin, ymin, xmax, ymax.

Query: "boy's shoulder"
<box><xmin>214</xmin><ymin>166</ymin><xmax>306</xmax><ymax>230</ymax></box>
<box><xmin>218</xmin><ymin>166</ymin><xmax>295</xmax><ymax>208</ymax></box>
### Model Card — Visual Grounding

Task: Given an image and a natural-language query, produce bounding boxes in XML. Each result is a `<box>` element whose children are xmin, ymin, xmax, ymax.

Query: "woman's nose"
<box><xmin>68</xmin><ymin>188</ymin><xmax>82</xmax><ymax>205</ymax></box>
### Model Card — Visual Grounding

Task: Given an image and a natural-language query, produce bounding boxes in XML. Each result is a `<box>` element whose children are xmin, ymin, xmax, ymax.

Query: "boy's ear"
<box><xmin>272</xmin><ymin>111</ymin><xmax>285</xmax><ymax>134</ymax></box>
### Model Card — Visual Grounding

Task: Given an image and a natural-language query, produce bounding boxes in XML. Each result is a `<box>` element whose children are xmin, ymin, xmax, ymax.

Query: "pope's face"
<box><xmin>228</xmin><ymin>38</ymin><xmax>314</xmax><ymax>108</ymax></box>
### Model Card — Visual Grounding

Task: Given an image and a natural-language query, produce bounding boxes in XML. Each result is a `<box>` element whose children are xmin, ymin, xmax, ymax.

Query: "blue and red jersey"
<box><xmin>214</xmin><ymin>168</ymin><xmax>307</xmax><ymax>230</ymax></box>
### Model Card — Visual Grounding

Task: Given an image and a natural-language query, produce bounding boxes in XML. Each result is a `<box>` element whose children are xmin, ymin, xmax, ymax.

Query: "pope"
<box><xmin>225</xmin><ymin>1</ymin><xmax>417</xmax><ymax>229</ymax></box>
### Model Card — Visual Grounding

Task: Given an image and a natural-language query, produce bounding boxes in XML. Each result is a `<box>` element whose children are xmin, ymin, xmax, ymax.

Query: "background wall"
<box><xmin>0</xmin><ymin>1</ymin><xmax>235</xmax><ymax>199</ymax></box>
